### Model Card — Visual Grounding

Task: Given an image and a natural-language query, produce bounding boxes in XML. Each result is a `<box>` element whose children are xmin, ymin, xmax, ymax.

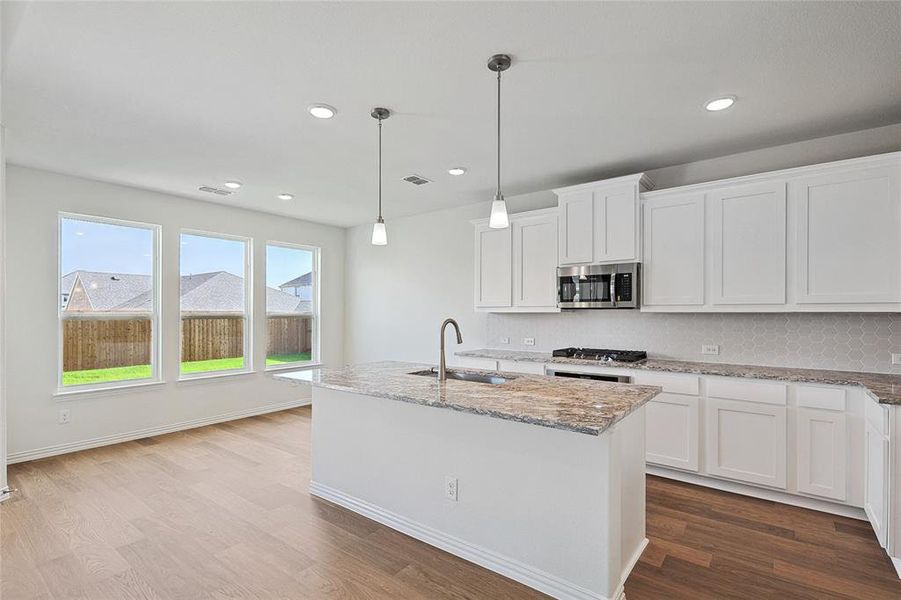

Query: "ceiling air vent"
<box><xmin>402</xmin><ymin>174</ymin><xmax>431</xmax><ymax>186</ymax></box>
<box><xmin>198</xmin><ymin>186</ymin><xmax>233</xmax><ymax>196</ymax></box>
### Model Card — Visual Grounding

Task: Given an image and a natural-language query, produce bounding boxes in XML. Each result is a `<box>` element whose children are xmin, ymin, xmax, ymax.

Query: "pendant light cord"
<box><xmin>378</xmin><ymin>118</ymin><xmax>383</xmax><ymax>220</ymax></box>
<box><xmin>496</xmin><ymin>69</ymin><xmax>501</xmax><ymax>196</ymax></box>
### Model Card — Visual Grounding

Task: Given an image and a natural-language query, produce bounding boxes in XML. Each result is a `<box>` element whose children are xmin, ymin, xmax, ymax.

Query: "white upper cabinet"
<box><xmin>557</xmin><ymin>191</ymin><xmax>594</xmax><ymax>265</ymax></box>
<box><xmin>642</xmin><ymin>192</ymin><xmax>705</xmax><ymax>306</ymax></box>
<box><xmin>709</xmin><ymin>182</ymin><xmax>787</xmax><ymax>305</ymax></box>
<box><xmin>641</xmin><ymin>152</ymin><xmax>901</xmax><ymax>312</ymax></box>
<box><xmin>513</xmin><ymin>212</ymin><xmax>558</xmax><ymax>307</ymax></box>
<box><xmin>794</xmin><ymin>164</ymin><xmax>901</xmax><ymax>304</ymax></box>
<box><xmin>473</xmin><ymin>222</ymin><xmax>512</xmax><ymax>308</ymax></box>
<box><xmin>473</xmin><ymin>209</ymin><xmax>559</xmax><ymax>312</ymax></box>
<box><xmin>555</xmin><ymin>174</ymin><xmax>652</xmax><ymax>266</ymax></box>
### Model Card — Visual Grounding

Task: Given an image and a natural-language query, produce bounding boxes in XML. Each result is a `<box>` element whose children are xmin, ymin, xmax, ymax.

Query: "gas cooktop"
<box><xmin>551</xmin><ymin>347</ymin><xmax>648</xmax><ymax>363</ymax></box>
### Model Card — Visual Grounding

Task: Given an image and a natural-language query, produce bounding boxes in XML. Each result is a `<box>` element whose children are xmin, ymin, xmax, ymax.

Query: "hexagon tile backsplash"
<box><xmin>487</xmin><ymin>312</ymin><xmax>901</xmax><ymax>374</ymax></box>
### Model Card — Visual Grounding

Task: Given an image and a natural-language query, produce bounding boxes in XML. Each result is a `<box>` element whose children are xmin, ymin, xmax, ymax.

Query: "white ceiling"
<box><xmin>3</xmin><ymin>1</ymin><xmax>901</xmax><ymax>227</ymax></box>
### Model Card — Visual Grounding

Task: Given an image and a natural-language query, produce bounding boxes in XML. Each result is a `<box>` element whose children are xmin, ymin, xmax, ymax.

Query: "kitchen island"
<box><xmin>276</xmin><ymin>361</ymin><xmax>660</xmax><ymax>600</ymax></box>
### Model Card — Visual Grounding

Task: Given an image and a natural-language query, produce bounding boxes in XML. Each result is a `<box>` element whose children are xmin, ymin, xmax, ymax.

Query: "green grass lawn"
<box><xmin>62</xmin><ymin>352</ymin><xmax>313</xmax><ymax>386</ymax></box>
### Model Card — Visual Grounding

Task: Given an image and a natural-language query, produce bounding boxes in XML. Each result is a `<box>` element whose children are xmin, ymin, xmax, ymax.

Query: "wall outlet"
<box><xmin>500</xmin><ymin>336</ymin><xmax>510</xmax><ymax>345</ymax></box>
<box><xmin>701</xmin><ymin>344</ymin><xmax>720</xmax><ymax>356</ymax></box>
<box><xmin>523</xmin><ymin>337</ymin><xmax>536</xmax><ymax>347</ymax></box>
<box><xmin>444</xmin><ymin>476</ymin><xmax>458</xmax><ymax>501</ymax></box>
<box><xmin>892</xmin><ymin>353</ymin><xmax>901</xmax><ymax>365</ymax></box>
<box><xmin>58</xmin><ymin>408</ymin><xmax>71</xmax><ymax>424</ymax></box>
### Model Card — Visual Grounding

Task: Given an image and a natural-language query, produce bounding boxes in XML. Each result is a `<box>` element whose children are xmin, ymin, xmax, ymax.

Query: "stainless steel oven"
<box><xmin>557</xmin><ymin>263</ymin><xmax>640</xmax><ymax>309</ymax></box>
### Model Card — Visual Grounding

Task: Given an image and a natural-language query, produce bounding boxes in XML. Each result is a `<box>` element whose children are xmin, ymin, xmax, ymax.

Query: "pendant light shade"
<box><xmin>487</xmin><ymin>54</ymin><xmax>511</xmax><ymax>229</ymax></box>
<box><xmin>371</xmin><ymin>217</ymin><xmax>388</xmax><ymax>245</ymax></box>
<box><xmin>371</xmin><ymin>107</ymin><xmax>390</xmax><ymax>246</ymax></box>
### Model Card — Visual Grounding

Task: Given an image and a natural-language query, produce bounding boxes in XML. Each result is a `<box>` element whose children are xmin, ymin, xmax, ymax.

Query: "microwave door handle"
<box><xmin>609</xmin><ymin>275</ymin><xmax>617</xmax><ymax>306</ymax></box>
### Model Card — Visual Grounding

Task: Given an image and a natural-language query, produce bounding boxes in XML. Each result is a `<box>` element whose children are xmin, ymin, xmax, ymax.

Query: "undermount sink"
<box><xmin>409</xmin><ymin>368</ymin><xmax>511</xmax><ymax>385</ymax></box>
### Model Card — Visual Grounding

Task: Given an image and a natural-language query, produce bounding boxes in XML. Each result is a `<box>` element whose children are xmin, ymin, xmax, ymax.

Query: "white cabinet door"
<box><xmin>864</xmin><ymin>420</ymin><xmax>889</xmax><ymax>547</ymax></box>
<box><xmin>709</xmin><ymin>181</ymin><xmax>787</xmax><ymax>305</ymax></box>
<box><xmin>795</xmin><ymin>164</ymin><xmax>901</xmax><ymax>303</ymax></box>
<box><xmin>645</xmin><ymin>393</ymin><xmax>700</xmax><ymax>472</ymax></box>
<box><xmin>705</xmin><ymin>397</ymin><xmax>787</xmax><ymax>489</ymax></box>
<box><xmin>513</xmin><ymin>213</ymin><xmax>558</xmax><ymax>307</ymax></box>
<box><xmin>497</xmin><ymin>360</ymin><xmax>546</xmax><ymax>375</ymax></box>
<box><xmin>642</xmin><ymin>192</ymin><xmax>705</xmax><ymax>306</ymax></box>
<box><xmin>594</xmin><ymin>185</ymin><xmax>639</xmax><ymax>263</ymax></box>
<box><xmin>558</xmin><ymin>191</ymin><xmax>593</xmax><ymax>265</ymax></box>
<box><xmin>473</xmin><ymin>223</ymin><xmax>511</xmax><ymax>308</ymax></box>
<box><xmin>796</xmin><ymin>408</ymin><xmax>847</xmax><ymax>501</ymax></box>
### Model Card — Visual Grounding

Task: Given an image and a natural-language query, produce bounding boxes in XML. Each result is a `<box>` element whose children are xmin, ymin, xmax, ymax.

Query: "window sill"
<box><xmin>177</xmin><ymin>369</ymin><xmax>256</xmax><ymax>384</ymax></box>
<box><xmin>54</xmin><ymin>379</ymin><xmax>166</xmax><ymax>401</ymax></box>
<box><xmin>265</xmin><ymin>362</ymin><xmax>322</xmax><ymax>373</ymax></box>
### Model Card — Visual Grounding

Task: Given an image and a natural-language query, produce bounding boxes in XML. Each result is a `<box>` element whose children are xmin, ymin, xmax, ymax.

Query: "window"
<box><xmin>59</xmin><ymin>214</ymin><xmax>160</xmax><ymax>389</ymax></box>
<box><xmin>179</xmin><ymin>232</ymin><xmax>251</xmax><ymax>376</ymax></box>
<box><xmin>266</xmin><ymin>243</ymin><xmax>319</xmax><ymax>367</ymax></box>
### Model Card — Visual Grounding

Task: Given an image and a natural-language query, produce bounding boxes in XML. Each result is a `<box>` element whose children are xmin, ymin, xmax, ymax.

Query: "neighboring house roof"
<box><xmin>61</xmin><ymin>270</ymin><xmax>311</xmax><ymax>314</ymax></box>
<box><xmin>279</xmin><ymin>272</ymin><xmax>312</xmax><ymax>288</ymax></box>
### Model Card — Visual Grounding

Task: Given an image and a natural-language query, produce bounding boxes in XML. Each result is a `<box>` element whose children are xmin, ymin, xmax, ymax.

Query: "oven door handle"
<box><xmin>609</xmin><ymin>274</ymin><xmax>617</xmax><ymax>306</ymax></box>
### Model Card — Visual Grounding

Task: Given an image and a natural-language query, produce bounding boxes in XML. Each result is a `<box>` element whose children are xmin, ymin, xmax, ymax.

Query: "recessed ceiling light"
<box><xmin>308</xmin><ymin>104</ymin><xmax>337</xmax><ymax>119</ymax></box>
<box><xmin>704</xmin><ymin>96</ymin><xmax>736</xmax><ymax>112</ymax></box>
<box><xmin>224</xmin><ymin>180</ymin><xmax>242</xmax><ymax>189</ymax></box>
<box><xmin>448</xmin><ymin>167</ymin><xmax>467</xmax><ymax>176</ymax></box>
<box><xmin>75</xmin><ymin>231</ymin><xmax>85</xmax><ymax>236</ymax></box>
<box><xmin>277</xmin><ymin>193</ymin><xmax>294</xmax><ymax>201</ymax></box>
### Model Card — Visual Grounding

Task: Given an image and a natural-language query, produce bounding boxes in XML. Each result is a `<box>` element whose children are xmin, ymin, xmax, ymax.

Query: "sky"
<box><xmin>61</xmin><ymin>217</ymin><xmax>313</xmax><ymax>289</ymax></box>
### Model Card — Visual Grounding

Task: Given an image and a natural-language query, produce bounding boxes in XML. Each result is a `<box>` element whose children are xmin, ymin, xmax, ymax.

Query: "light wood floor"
<box><xmin>2</xmin><ymin>407</ymin><xmax>900</xmax><ymax>599</ymax></box>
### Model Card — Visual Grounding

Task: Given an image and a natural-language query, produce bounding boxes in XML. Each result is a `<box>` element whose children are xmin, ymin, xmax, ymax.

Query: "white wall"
<box><xmin>344</xmin><ymin>123</ymin><xmax>901</xmax><ymax>369</ymax></box>
<box><xmin>5</xmin><ymin>166</ymin><xmax>345</xmax><ymax>461</ymax></box>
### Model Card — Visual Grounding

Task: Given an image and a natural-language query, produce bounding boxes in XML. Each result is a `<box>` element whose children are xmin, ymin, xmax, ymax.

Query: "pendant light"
<box><xmin>371</xmin><ymin>107</ymin><xmax>390</xmax><ymax>245</ymax></box>
<box><xmin>487</xmin><ymin>54</ymin><xmax>511</xmax><ymax>229</ymax></box>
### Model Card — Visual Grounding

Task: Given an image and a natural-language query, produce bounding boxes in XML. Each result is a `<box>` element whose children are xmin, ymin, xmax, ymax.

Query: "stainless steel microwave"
<box><xmin>557</xmin><ymin>263</ymin><xmax>640</xmax><ymax>309</ymax></box>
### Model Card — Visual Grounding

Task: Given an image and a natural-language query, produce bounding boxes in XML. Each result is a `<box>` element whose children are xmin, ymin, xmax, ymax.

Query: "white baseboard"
<box><xmin>7</xmin><ymin>399</ymin><xmax>311</xmax><ymax>464</ymax></box>
<box><xmin>613</xmin><ymin>537</ymin><xmax>649</xmax><ymax>600</ymax></box>
<box><xmin>310</xmin><ymin>480</ymin><xmax>621</xmax><ymax>600</ymax></box>
<box><xmin>647</xmin><ymin>465</ymin><xmax>868</xmax><ymax>521</ymax></box>
<box><xmin>891</xmin><ymin>556</ymin><xmax>901</xmax><ymax>579</ymax></box>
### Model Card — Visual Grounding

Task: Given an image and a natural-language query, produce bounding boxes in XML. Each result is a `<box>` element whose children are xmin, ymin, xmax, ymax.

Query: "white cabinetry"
<box><xmin>557</xmin><ymin>191</ymin><xmax>593</xmax><ymax>265</ymax></box>
<box><xmin>555</xmin><ymin>174</ymin><xmax>652</xmax><ymax>266</ymax></box>
<box><xmin>512</xmin><ymin>212</ymin><xmax>558</xmax><ymax>308</ymax></box>
<box><xmin>864</xmin><ymin>399</ymin><xmax>890</xmax><ymax>547</ymax></box>
<box><xmin>472</xmin><ymin>209</ymin><xmax>559</xmax><ymax>312</ymax></box>
<box><xmin>635</xmin><ymin>372</ymin><xmax>700</xmax><ymax>472</ymax></box>
<box><xmin>642</xmin><ymin>192</ymin><xmax>705</xmax><ymax>306</ymax></box>
<box><xmin>641</xmin><ymin>152</ymin><xmax>901</xmax><ymax>312</ymax></box>
<box><xmin>709</xmin><ymin>181</ymin><xmax>786</xmax><ymax>305</ymax></box>
<box><xmin>473</xmin><ymin>222</ymin><xmax>511</xmax><ymax>308</ymax></box>
<box><xmin>795</xmin><ymin>164</ymin><xmax>901</xmax><ymax>304</ymax></box>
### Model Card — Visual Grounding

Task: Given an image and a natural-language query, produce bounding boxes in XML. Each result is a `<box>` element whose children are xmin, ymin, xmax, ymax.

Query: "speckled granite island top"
<box><xmin>457</xmin><ymin>349</ymin><xmax>901</xmax><ymax>406</ymax></box>
<box><xmin>274</xmin><ymin>361</ymin><xmax>661</xmax><ymax>435</ymax></box>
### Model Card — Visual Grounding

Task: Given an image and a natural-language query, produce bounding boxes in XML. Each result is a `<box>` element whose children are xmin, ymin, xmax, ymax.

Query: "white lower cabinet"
<box><xmin>645</xmin><ymin>393</ymin><xmax>700</xmax><ymax>472</ymax></box>
<box><xmin>705</xmin><ymin>397</ymin><xmax>788</xmax><ymax>489</ymax></box>
<box><xmin>864</xmin><ymin>417</ymin><xmax>889</xmax><ymax>547</ymax></box>
<box><xmin>796</xmin><ymin>408</ymin><xmax>847</xmax><ymax>501</ymax></box>
<box><xmin>497</xmin><ymin>360</ymin><xmax>546</xmax><ymax>375</ymax></box>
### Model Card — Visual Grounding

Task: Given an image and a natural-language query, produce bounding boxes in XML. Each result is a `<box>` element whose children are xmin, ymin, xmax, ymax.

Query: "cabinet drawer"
<box><xmin>706</xmin><ymin>377</ymin><xmax>787</xmax><ymax>406</ymax></box>
<box><xmin>865</xmin><ymin>397</ymin><xmax>888</xmax><ymax>436</ymax></box>
<box><xmin>498</xmin><ymin>360</ymin><xmax>546</xmax><ymax>375</ymax></box>
<box><xmin>795</xmin><ymin>385</ymin><xmax>846</xmax><ymax>412</ymax></box>
<box><xmin>632</xmin><ymin>372</ymin><xmax>699</xmax><ymax>395</ymax></box>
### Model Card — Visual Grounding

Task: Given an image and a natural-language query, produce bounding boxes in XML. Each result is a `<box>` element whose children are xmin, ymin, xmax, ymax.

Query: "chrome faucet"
<box><xmin>438</xmin><ymin>318</ymin><xmax>463</xmax><ymax>381</ymax></box>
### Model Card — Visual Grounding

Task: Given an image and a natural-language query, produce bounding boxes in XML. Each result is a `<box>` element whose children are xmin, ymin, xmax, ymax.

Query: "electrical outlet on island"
<box><xmin>445</xmin><ymin>476</ymin><xmax>458</xmax><ymax>501</ymax></box>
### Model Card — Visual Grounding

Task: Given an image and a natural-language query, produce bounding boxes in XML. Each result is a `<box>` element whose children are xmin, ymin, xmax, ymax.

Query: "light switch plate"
<box><xmin>523</xmin><ymin>337</ymin><xmax>536</xmax><ymax>346</ymax></box>
<box><xmin>701</xmin><ymin>344</ymin><xmax>720</xmax><ymax>356</ymax></box>
<box><xmin>892</xmin><ymin>353</ymin><xmax>901</xmax><ymax>365</ymax></box>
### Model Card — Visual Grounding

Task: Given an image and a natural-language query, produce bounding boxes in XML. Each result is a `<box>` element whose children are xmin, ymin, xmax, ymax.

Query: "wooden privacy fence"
<box><xmin>63</xmin><ymin>313</ymin><xmax>313</xmax><ymax>371</ymax></box>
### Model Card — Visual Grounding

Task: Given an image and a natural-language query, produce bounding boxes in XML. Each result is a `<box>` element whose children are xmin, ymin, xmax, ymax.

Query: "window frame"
<box><xmin>178</xmin><ymin>229</ymin><xmax>253</xmax><ymax>380</ymax></box>
<box><xmin>264</xmin><ymin>241</ymin><xmax>321</xmax><ymax>371</ymax></box>
<box><xmin>57</xmin><ymin>212</ymin><xmax>163</xmax><ymax>393</ymax></box>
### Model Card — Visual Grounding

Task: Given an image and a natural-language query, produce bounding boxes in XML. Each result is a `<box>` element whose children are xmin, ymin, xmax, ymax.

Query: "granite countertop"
<box><xmin>456</xmin><ymin>349</ymin><xmax>901</xmax><ymax>406</ymax></box>
<box><xmin>274</xmin><ymin>361</ymin><xmax>661</xmax><ymax>436</ymax></box>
